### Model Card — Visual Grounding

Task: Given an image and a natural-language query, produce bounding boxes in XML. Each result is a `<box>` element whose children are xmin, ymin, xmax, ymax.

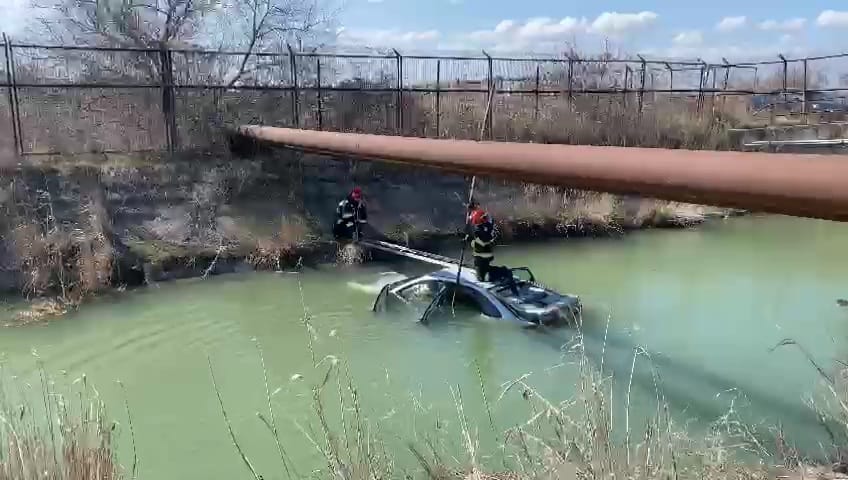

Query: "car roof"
<box><xmin>430</xmin><ymin>266</ymin><xmax>478</xmax><ymax>282</ymax></box>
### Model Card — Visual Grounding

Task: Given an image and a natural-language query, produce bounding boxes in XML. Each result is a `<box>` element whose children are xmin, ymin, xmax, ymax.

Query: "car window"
<box><xmin>397</xmin><ymin>280</ymin><xmax>445</xmax><ymax>304</ymax></box>
<box><xmin>452</xmin><ymin>286</ymin><xmax>502</xmax><ymax>318</ymax></box>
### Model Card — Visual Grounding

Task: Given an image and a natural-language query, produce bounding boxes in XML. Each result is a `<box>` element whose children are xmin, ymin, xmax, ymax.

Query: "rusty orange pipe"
<box><xmin>236</xmin><ymin>126</ymin><xmax>848</xmax><ymax>222</ymax></box>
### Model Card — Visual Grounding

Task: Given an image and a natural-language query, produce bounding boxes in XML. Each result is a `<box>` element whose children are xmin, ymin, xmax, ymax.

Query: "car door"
<box><xmin>420</xmin><ymin>284</ymin><xmax>504</xmax><ymax>323</ymax></box>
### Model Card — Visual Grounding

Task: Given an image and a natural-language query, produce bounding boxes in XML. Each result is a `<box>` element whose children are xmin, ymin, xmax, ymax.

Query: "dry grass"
<box><xmin>0</xmin><ymin>366</ymin><xmax>122</xmax><ymax>479</ymax></box>
<box><xmin>5</xmin><ymin>184</ymin><xmax>115</xmax><ymax>319</ymax></box>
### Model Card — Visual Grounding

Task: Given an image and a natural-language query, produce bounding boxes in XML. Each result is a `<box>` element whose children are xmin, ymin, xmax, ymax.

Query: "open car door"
<box><xmin>419</xmin><ymin>286</ymin><xmax>452</xmax><ymax>324</ymax></box>
<box><xmin>374</xmin><ymin>279</ymin><xmax>450</xmax><ymax>322</ymax></box>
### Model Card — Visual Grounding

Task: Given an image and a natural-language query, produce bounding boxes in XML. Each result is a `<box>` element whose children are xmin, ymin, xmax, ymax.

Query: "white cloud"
<box><xmin>337</xmin><ymin>28</ymin><xmax>441</xmax><ymax>48</ymax></box>
<box><xmin>758</xmin><ymin>18</ymin><xmax>807</xmax><ymax>31</ymax></box>
<box><xmin>716</xmin><ymin>16</ymin><xmax>746</xmax><ymax>32</ymax></box>
<box><xmin>464</xmin><ymin>16</ymin><xmax>588</xmax><ymax>51</ymax></box>
<box><xmin>366</xmin><ymin>0</ymin><xmax>384</xmax><ymax>3</ymax></box>
<box><xmin>673</xmin><ymin>30</ymin><xmax>703</xmax><ymax>46</ymax></box>
<box><xmin>589</xmin><ymin>11</ymin><xmax>659</xmax><ymax>36</ymax></box>
<box><xmin>817</xmin><ymin>10</ymin><xmax>848</xmax><ymax>28</ymax></box>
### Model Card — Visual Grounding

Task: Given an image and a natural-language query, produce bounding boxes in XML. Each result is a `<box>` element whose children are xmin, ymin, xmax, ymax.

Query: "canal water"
<box><xmin>0</xmin><ymin>215</ymin><xmax>846</xmax><ymax>479</ymax></box>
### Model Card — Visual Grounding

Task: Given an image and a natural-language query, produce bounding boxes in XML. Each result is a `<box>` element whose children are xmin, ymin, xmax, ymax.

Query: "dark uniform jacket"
<box><xmin>335</xmin><ymin>197</ymin><xmax>368</xmax><ymax>238</ymax></box>
<box><xmin>470</xmin><ymin>221</ymin><xmax>495</xmax><ymax>258</ymax></box>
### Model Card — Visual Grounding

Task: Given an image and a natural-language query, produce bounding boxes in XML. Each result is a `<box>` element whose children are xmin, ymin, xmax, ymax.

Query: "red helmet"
<box><xmin>470</xmin><ymin>209</ymin><xmax>488</xmax><ymax>226</ymax></box>
<box><xmin>350</xmin><ymin>187</ymin><xmax>362</xmax><ymax>201</ymax></box>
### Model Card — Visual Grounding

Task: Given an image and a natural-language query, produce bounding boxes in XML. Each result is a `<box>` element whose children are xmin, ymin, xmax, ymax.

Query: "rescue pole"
<box><xmin>453</xmin><ymin>81</ymin><xmax>495</xmax><ymax>312</ymax></box>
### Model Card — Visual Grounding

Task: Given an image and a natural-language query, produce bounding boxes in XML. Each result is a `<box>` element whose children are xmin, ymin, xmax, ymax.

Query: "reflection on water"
<box><xmin>0</xmin><ymin>215</ymin><xmax>846</xmax><ymax>479</ymax></box>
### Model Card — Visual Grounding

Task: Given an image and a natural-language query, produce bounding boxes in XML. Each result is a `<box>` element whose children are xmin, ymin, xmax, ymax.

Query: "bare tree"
<box><xmin>28</xmin><ymin>0</ymin><xmax>336</xmax><ymax>48</ymax></box>
<box><xmin>29</xmin><ymin>0</ymin><xmax>219</xmax><ymax>47</ymax></box>
<box><xmin>221</xmin><ymin>0</ymin><xmax>335</xmax><ymax>87</ymax></box>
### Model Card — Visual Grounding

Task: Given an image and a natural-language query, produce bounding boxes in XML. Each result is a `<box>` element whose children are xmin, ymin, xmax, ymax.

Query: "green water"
<box><xmin>1</xmin><ymin>215</ymin><xmax>847</xmax><ymax>478</ymax></box>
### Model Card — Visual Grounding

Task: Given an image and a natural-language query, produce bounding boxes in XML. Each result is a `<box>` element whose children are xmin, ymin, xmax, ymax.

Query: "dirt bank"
<box><xmin>0</xmin><ymin>149</ymin><xmax>735</xmax><ymax>303</ymax></box>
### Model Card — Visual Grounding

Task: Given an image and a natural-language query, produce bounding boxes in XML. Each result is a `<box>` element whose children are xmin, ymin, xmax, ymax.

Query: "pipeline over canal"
<box><xmin>233</xmin><ymin>126</ymin><xmax>848</xmax><ymax>222</ymax></box>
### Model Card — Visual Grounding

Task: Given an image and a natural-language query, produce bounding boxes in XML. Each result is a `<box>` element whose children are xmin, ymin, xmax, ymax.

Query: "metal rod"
<box><xmin>236</xmin><ymin>126</ymin><xmax>848</xmax><ymax>223</ymax></box>
<box><xmin>623</xmin><ymin>66</ymin><xmax>630</xmax><ymax>109</ymax></box>
<box><xmin>0</xmin><ymin>82</ymin><xmax>809</xmax><ymax>96</ymax></box>
<box><xmin>567</xmin><ymin>58</ymin><xmax>574</xmax><ymax>105</ymax></box>
<box><xmin>745</xmin><ymin>138</ymin><xmax>848</xmax><ymax>147</ymax></box>
<box><xmin>8</xmin><ymin>41</ymin><xmax>848</xmax><ymax>65</ymax></box>
<box><xmin>3</xmin><ymin>34</ymin><xmax>20</xmax><ymax>157</ymax></box>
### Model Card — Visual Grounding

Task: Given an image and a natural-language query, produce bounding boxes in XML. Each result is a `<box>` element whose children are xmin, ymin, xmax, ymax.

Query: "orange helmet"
<box><xmin>470</xmin><ymin>209</ymin><xmax>488</xmax><ymax>226</ymax></box>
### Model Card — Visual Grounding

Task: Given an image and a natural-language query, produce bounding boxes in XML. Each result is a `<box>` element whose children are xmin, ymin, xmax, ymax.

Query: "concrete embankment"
<box><xmin>0</xmin><ymin>149</ymin><xmax>733</xmax><ymax>297</ymax></box>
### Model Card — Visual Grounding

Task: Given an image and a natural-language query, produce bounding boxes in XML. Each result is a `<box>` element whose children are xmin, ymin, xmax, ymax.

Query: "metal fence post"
<box><xmin>392</xmin><ymin>48</ymin><xmax>402</xmax><ymax>135</ymax></box>
<box><xmin>567</xmin><ymin>57</ymin><xmax>574</xmax><ymax>106</ymax></box>
<box><xmin>710</xmin><ymin>65</ymin><xmax>719</xmax><ymax>114</ymax></box>
<box><xmin>623</xmin><ymin>65</ymin><xmax>630</xmax><ymax>109</ymax></box>
<box><xmin>483</xmin><ymin>49</ymin><xmax>493</xmax><ymax>139</ymax></box>
<box><xmin>7</xmin><ymin>37</ymin><xmax>23</xmax><ymax>155</ymax></box>
<box><xmin>2</xmin><ymin>34</ymin><xmax>21</xmax><ymax>157</ymax></box>
<box><xmin>721</xmin><ymin>58</ymin><xmax>731</xmax><ymax>112</ymax></box>
<box><xmin>158</xmin><ymin>45</ymin><xmax>178</xmax><ymax>152</ymax></box>
<box><xmin>664</xmin><ymin>63</ymin><xmax>674</xmax><ymax>100</ymax></box>
<box><xmin>779</xmin><ymin>54</ymin><xmax>788</xmax><ymax>113</ymax></box>
<box><xmin>697</xmin><ymin>59</ymin><xmax>706</xmax><ymax>113</ymax></box>
<box><xmin>637</xmin><ymin>55</ymin><xmax>646</xmax><ymax>114</ymax></box>
<box><xmin>802</xmin><ymin>58</ymin><xmax>808</xmax><ymax>124</ymax></box>
<box><xmin>534</xmin><ymin>64</ymin><xmax>540</xmax><ymax>121</ymax></box>
<box><xmin>287</xmin><ymin>44</ymin><xmax>299</xmax><ymax>128</ymax></box>
<box><xmin>316</xmin><ymin>56</ymin><xmax>323</xmax><ymax>131</ymax></box>
<box><xmin>435</xmin><ymin>59</ymin><xmax>441</xmax><ymax>136</ymax></box>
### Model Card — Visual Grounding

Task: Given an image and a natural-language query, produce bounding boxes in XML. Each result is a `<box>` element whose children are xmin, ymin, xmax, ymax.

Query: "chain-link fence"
<box><xmin>2</xmin><ymin>39</ymin><xmax>848</xmax><ymax>155</ymax></box>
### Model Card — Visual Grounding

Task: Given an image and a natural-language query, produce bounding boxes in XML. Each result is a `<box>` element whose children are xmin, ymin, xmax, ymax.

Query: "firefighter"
<box><xmin>467</xmin><ymin>208</ymin><xmax>495</xmax><ymax>282</ymax></box>
<box><xmin>333</xmin><ymin>187</ymin><xmax>368</xmax><ymax>241</ymax></box>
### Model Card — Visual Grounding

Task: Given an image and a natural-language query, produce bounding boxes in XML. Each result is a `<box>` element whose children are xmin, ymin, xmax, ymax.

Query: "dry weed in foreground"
<box><xmin>0</xmin><ymin>365</ymin><xmax>123</xmax><ymax>479</ymax></box>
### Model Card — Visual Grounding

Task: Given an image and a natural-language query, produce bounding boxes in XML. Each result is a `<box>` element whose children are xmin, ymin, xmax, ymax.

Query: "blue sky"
<box><xmin>3</xmin><ymin>0</ymin><xmax>848</xmax><ymax>61</ymax></box>
<box><xmin>335</xmin><ymin>0</ymin><xmax>848</xmax><ymax>60</ymax></box>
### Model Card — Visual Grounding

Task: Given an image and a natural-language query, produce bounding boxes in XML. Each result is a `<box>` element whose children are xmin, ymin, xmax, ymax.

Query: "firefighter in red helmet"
<box><xmin>466</xmin><ymin>206</ymin><xmax>496</xmax><ymax>282</ymax></box>
<box><xmin>333</xmin><ymin>186</ymin><xmax>368</xmax><ymax>241</ymax></box>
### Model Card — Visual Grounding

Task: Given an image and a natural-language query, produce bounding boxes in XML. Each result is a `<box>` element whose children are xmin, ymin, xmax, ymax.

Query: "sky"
<box><xmin>2</xmin><ymin>0</ymin><xmax>848</xmax><ymax>62</ymax></box>
<box><xmin>334</xmin><ymin>0</ymin><xmax>848</xmax><ymax>60</ymax></box>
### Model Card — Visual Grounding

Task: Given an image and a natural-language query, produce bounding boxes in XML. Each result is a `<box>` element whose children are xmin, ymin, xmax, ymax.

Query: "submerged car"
<box><xmin>372</xmin><ymin>265</ymin><xmax>581</xmax><ymax>327</ymax></box>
